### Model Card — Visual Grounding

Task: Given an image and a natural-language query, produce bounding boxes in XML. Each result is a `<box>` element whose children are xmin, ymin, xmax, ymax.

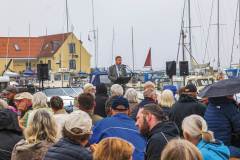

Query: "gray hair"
<box><xmin>124</xmin><ymin>88</ymin><xmax>138</xmax><ymax>103</ymax></box>
<box><xmin>32</xmin><ymin>92</ymin><xmax>48</xmax><ymax>109</ymax></box>
<box><xmin>110</xmin><ymin>84</ymin><xmax>124</xmax><ymax>96</ymax></box>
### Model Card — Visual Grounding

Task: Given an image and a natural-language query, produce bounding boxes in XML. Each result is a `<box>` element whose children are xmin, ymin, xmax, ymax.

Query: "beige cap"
<box><xmin>83</xmin><ymin>83</ymin><xmax>96</xmax><ymax>91</ymax></box>
<box><xmin>65</xmin><ymin>110</ymin><xmax>92</xmax><ymax>135</ymax></box>
<box><xmin>14</xmin><ymin>92</ymin><xmax>33</xmax><ymax>100</ymax></box>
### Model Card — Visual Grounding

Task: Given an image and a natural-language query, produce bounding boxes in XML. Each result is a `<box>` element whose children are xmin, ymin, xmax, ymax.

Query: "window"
<box><xmin>54</xmin><ymin>74</ymin><xmax>61</xmax><ymax>81</ymax></box>
<box><xmin>48</xmin><ymin>60</ymin><xmax>51</xmax><ymax>70</ymax></box>
<box><xmin>52</xmin><ymin>41</ymin><xmax>61</xmax><ymax>51</ymax></box>
<box><xmin>68</xmin><ymin>43</ymin><xmax>76</xmax><ymax>53</ymax></box>
<box><xmin>69</xmin><ymin>59</ymin><xmax>76</xmax><ymax>69</ymax></box>
<box><xmin>14</xmin><ymin>44</ymin><xmax>21</xmax><ymax>51</ymax></box>
<box><xmin>64</xmin><ymin>74</ymin><xmax>69</xmax><ymax>81</ymax></box>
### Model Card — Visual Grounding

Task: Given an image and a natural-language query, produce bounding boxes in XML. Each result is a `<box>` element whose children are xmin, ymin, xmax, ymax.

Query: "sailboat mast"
<box><xmin>217</xmin><ymin>0</ymin><xmax>220</xmax><ymax>70</ymax></box>
<box><xmin>66</xmin><ymin>0</ymin><xmax>69</xmax><ymax>32</ymax></box>
<box><xmin>5</xmin><ymin>28</ymin><xmax>10</xmax><ymax>69</ymax></box>
<box><xmin>182</xmin><ymin>30</ymin><xmax>185</xmax><ymax>61</ymax></box>
<box><xmin>239</xmin><ymin>0</ymin><xmax>240</xmax><ymax>66</ymax></box>
<box><xmin>91</xmin><ymin>0</ymin><xmax>97</xmax><ymax>68</ymax></box>
<box><xmin>131</xmin><ymin>27</ymin><xmax>135</xmax><ymax>72</ymax></box>
<box><xmin>111</xmin><ymin>27</ymin><xmax>115</xmax><ymax>64</ymax></box>
<box><xmin>188</xmin><ymin>0</ymin><xmax>192</xmax><ymax>58</ymax></box>
<box><xmin>28</xmin><ymin>24</ymin><xmax>31</xmax><ymax>69</ymax></box>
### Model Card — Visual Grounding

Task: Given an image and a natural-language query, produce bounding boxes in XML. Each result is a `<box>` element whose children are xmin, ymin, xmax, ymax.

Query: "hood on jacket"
<box><xmin>178</xmin><ymin>94</ymin><xmax>197</xmax><ymax>103</ymax></box>
<box><xmin>197</xmin><ymin>139</ymin><xmax>230</xmax><ymax>159</ymax></box>
<box><xmin>14</xmin><ymin>139</ymin><xmax>52</xmax><ymax>152</ymax></box>
<box><xmin>96</xmin><ymin>83</ymin><xmax>108</xmax><ymax>95</ymax></box>
<box><xmin>0</xmin><ymin>109</ymin><xmax>21</xmax><ymax>132</ymax></box>
<box><xmin>149</xmin><ymin>121</ymin><xmax>179</xmax><ymax>138</ymax></box>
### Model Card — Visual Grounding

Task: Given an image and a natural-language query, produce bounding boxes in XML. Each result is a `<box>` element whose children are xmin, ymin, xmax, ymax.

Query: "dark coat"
<box><xmin>205</xmin><ymin>97</ymin><xmax>240</xmax><ymax>147</ymax></box>
<box><xmin>160</xmin><ymin>106</ymin><xmax>171</xmax><ymax>120</ymax></box>
<box><xmin>95</xmin><ymin>93</ymin><xmax>108</xmax><ymax>117</ymax></box>
<box><xmin>145</xmin><ymin>121</ymin><xmax>179</xmax><ymax>160</ymax></box>
<box><xmin>169</xmin><ymin>94</ymin><xmax>206</xmax><ymax>135</ymax></box>
<box><xmin>44</xmin><ymin>138</ymin><xmax>93</xmax><ymax>160</ymax></box>
<box><xmin>130</xmin><ymin>97</ymin><xmax>157</xmax><ymax>121</ymax></box>
<box><xmin>108</xmin><ymin>64</ymin><xmax>127</xmax><ymax>83</ymax></box>
<box><xmin>0</xmin><ymin>109</ymin><xmax>22</xmax><ymax>160</ymax></box>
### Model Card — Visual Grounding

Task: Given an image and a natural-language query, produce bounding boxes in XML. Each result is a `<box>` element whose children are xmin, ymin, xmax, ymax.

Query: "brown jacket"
<box><xmin>11</xmin><ymin>139</ymin><xmax>53</xmax><ymax>160</ymax></box>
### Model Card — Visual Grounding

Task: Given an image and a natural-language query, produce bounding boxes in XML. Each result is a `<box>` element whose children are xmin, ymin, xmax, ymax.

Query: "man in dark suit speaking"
<box><xmin>108</xmin><ymin>56</ymin><xmax>128</xmax><ymax>84</ymax></box>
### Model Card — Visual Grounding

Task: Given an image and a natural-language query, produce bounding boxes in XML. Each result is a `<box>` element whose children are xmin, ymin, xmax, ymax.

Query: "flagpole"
<box><xmin>131</xmin><ymin>26</ymin><xmax>135</xmax><ymax>72</ymax></box>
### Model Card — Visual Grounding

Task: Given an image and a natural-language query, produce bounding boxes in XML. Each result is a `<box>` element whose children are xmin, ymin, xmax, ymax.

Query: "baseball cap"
<box><xmin>111</xmin><ymin>96</ymin><xmax>129</xmax><ymax>110</ymax></box>
<box><xmin>65</xmin><ymin>110</ymin><xmax>92</xmax><ymax>136</ymax></box>
<box><xmin>14</xmin><ymin>92</ymin><xmax>33</xmax><ymax>100</ymax></box>
<box><xmin>2</xmin><ymin>86</ymin><xmax>18</xmax><ymax>94</ymax></box>
<box><xmin>184</xmin><ymin>84</ymin><xmax>197</xmax><ymax>93</ymax></box>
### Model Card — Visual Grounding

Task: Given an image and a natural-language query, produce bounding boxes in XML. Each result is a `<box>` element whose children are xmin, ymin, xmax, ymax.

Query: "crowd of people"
<box><xmin>0</xmin><ymin>79</ymin><xmax>240</xmax><ymax>160</ymax></box>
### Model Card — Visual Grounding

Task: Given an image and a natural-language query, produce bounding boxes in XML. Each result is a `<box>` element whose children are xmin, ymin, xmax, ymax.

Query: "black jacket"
<box><xmin>0</xmin><ymin>109</ymin><xmax>22</xmax><ymax>160</ymax></box>
<box><xmin>44</xmin><ymin>138</ymin><xmax>92</xmax><ymax>160</ymax></box>
<box><xmin>145</xmin><ymin>121</ymin><xmax>179</xmax><ymax>160</ymax></box>
<box><xmin>95</xmin><ymin>93</ymin><xmax>108</xmax><ymax>117</ymax></box>
<box><xmin>169</xmin><ymin>94</ymin><xmax>206</xmax><ymax>135</ymax></box>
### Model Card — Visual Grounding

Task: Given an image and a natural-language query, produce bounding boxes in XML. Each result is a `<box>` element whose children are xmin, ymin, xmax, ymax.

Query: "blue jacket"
<box><xmin>204</xmin><ymin>98</ymin><xmax>240</xmax><ymax>146</ymax></box>
<box><xmin>90</xmin><ymin>113</ymin><xmax>146</xmax><ymax>160</ymax></box>
<box><xmin>197</xmin><ymin>139</ymin><xmax>230</xmax><ymax>160</ymax></box>
<box><xmin>44</xmin><ymin>138</ymin><xmax>92</xmax><ymax>160</ymax></box>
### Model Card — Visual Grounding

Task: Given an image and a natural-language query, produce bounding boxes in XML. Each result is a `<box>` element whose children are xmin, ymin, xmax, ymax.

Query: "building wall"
<box><xmin>0</xmin><ymin>33</ymin><xmax>91</xmax><ymax>75</ymax></box>
<box><xmin>0</xmin><ymin>58</ymin><xmax>38</xmax><ymax>74</ymax></box>
<box><xmin>39</xmin><ymin>33</ymin><xmax>91</xmax><ymax>74</ymax></box>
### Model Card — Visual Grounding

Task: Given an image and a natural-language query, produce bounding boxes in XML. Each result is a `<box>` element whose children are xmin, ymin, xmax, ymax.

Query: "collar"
<box><xmin>112</xmin><ymin>113</ymin><xmax>130</xmax><ymax>119</ymax></box>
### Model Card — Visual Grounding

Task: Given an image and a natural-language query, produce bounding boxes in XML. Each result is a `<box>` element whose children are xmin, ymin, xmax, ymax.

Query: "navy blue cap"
<box><xmin>111</xmin><ymin>96</ymin><xmax>129</xmax><ymax>110</ymax></box>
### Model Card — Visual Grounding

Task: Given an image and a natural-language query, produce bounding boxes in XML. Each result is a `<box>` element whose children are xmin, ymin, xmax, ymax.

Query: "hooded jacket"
<box><xmin>44</xmin><ymin>138</ymin><xmax>93</xmax><ymax>160</ymax></box>
<box><xmin>0</xmin><ymin>109</ymin><xmax>22</xmax><ymax>160</ymax></box>
<box><xmin>169</xmin><ymin>94</ymin><xmax>206</xmax><ymax>135</ymax></box>
<box><xmin>197</xmin><ymin>139</ymin><xmax>230</xmax><ymax>160</ymax></box>
<box><xmin>145</xmin><ymin>121</ymin><xmax>179</xmax><ymax>160</ymax></box>
<box><xmin>94</xmin><ymin>83</ymin><xmax>109</xmax><ymax>118</ymax></box>
<box><xmin>11</xmin><ymin>139</ymin><xmax>53</xmax><ymax>160</ymax></box>
<box><xmin>204</xmin><ymin>97</ymin><xmax>240</xmax><ymax>151</ymax></box>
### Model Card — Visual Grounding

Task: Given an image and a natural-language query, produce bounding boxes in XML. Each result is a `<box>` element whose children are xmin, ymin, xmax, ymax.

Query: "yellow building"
<box><xmin>0</xmin><ymin>32</ymin><xmax>91</xmax><ymax>76</ymax></box>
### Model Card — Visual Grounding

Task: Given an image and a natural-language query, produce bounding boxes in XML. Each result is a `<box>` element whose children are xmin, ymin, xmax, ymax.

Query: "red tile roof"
<box><xmin>0</xmin><ymin>33</ymin><xmax>71</xmax><ymax>58</ymax></box>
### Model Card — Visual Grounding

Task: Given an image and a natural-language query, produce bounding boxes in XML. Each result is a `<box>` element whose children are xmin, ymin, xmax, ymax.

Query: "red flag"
<box><xmin>144</xmin><ymin>48</ymin><xmax>152</xmax><ymax>67</ymax></box>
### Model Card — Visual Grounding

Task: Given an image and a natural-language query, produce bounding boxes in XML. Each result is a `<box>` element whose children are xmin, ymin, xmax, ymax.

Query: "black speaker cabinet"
<box><xmin>37</xmin><ymin>64</ymin><xmax>49</xmax><ymax>80</ymax></box>
<box><xmin>166</xmin><ymin>61</ymin><xmax>176</xmax><ymax>77</ymax></box>
<box><xmin>179</xmin><ymin>61</ymin><xmax>189</xmax><ymax>76</ymax></box>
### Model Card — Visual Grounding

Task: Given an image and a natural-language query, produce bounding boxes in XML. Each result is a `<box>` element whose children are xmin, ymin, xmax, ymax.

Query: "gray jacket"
<box><xmin>108</xmin><ymin>64</ymin><xmax>127</xmax><ymax>83</ymax></box>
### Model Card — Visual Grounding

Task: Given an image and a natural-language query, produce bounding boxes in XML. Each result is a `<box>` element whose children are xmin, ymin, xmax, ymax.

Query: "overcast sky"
<box><xmin>0</xmin><ymin>0</ymin><xmax>238</xmax><ymax>70</ymax></box>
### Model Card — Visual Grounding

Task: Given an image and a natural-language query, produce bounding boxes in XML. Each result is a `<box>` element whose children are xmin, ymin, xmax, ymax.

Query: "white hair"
<box><xmin>32</xmin><ymin>92</ymin><xmax>48</xmax><ymax>109</ymax></box>
<box><xmin>158</xmin><ymin>90</ymin><xmax>175</xmax><ymax>108</ymax></box>
<box><xmin>124</xmin><ymin>88</ymin><xmax>139</xmax><ymax>103</ymax></box>
<box><xmin>110</xmin><ymin>84</ymin><xmax>124</xmax><ymax>96</ymax></box>
<box><xmin>182</xmin><ymin>114</ymin><xmax>215</xmax><ymax>143</ymax></box>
